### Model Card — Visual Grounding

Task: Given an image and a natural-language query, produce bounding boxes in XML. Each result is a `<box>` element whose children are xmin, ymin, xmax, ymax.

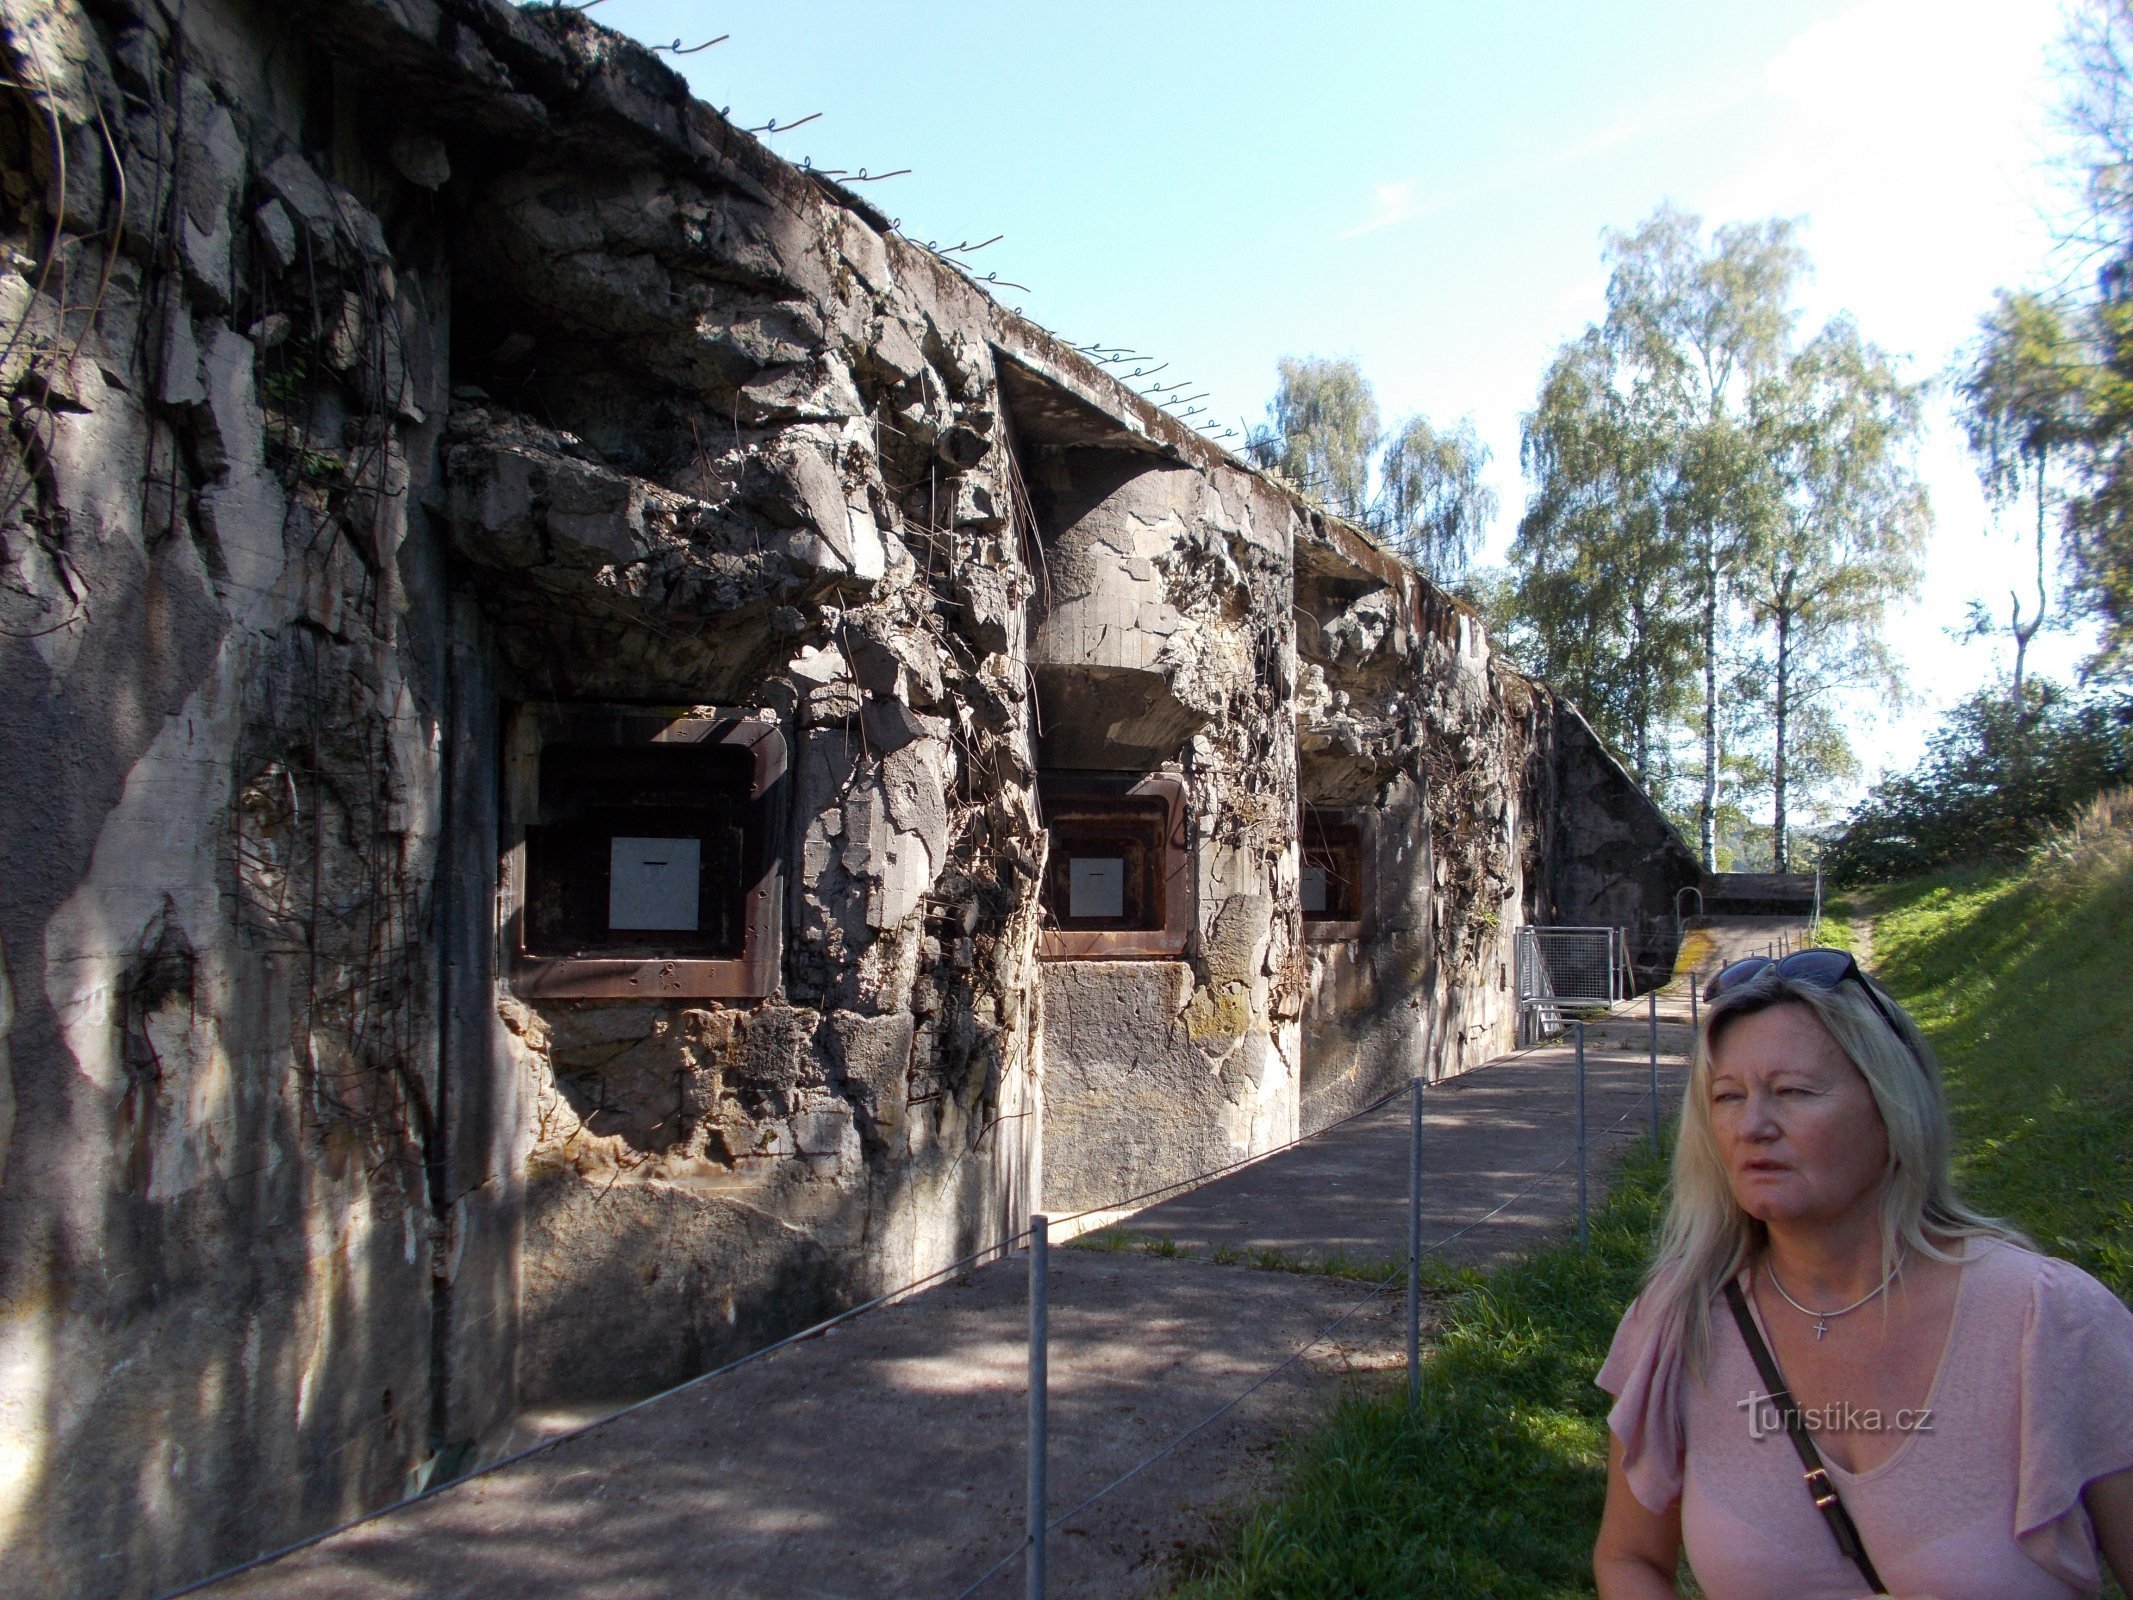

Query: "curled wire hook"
<box><xmin>746</xmin><ymin>111</ymin><xmax>823</xmax><ymax>135</ymax></box>
<box><xmin>653</xmin><ymin>33</ymin><xmax>727</xmax><ymax>53</ymax></box>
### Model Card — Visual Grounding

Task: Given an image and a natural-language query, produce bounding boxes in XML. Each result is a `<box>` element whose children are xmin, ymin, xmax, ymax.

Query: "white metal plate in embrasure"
<box><xmin>608</xmin><ymin>836</ymin><xmax>701</xmax><ymax>930</ymax></box>
<box><xmin>1069</xmin><ymin>856</ymin><xmax>1125</xmax><ymax>919</ymax></box>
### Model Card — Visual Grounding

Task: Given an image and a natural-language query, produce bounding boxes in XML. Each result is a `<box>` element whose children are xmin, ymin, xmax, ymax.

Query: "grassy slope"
<box><xmin>1865</xmin><ymin>837</ymin><xmax>2133</xmax><ymax>1299</ymax></box>
<box><xmin>1173</xmin><ymin>830</ymin><xmax>2133</xmax><ymax>1598</ymax></box>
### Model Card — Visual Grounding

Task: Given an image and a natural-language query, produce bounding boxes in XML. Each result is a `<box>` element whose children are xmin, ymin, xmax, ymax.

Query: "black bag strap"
<box><xmin>1723</xmin><ymin>1278</ymin><xmax>1888</xmax><ymax>1595</ymax></box>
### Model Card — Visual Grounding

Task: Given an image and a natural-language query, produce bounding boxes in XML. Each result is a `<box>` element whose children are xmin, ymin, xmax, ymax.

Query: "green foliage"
<box><xmin>1824</xmin><ymin>682</ymin><xmax>2133</xmax><ymax>881</ymax></box>
<box><xmin>1960</xmin><ymin>291</ymin><xmax>2088</xmax><ymax>506</ymax></box>
<box><xmin>1377</xmin><ymin>414</ymin><xmax>1499</xmax><ymax>574</ymax></box>
<box><xmin>1954</xmin><ymin>290</ymin><xmax>2086</xmax><ymax>695</ymax></box>
<box><xmin>1255</xmin><ymin>356</ymin><xmax>1381</xmax><ymax>519</ymax></box>
<box><xmin>1740</xmin><ymin>316</ymin><xmax>1928</xmax><ymax>866</ymax></box>
<box><xmin>1251</xmin><ymin>358</ymin><xmax>1493</xmax><ymax>579</ymax></box>
<box><xmin>1508</xmin><ymin>327</ymin><xmax>1700</xmax><ymax>793</ymax></box>
<box><xmin>1504</xmin><ymin>207</ymin><xmax>1924</xmax><ymax>857</ymax></box>
<box><xmin>1957</xmin><ymin>1</ymin><xmax>2133</xmax><ymax>681</ymax></box>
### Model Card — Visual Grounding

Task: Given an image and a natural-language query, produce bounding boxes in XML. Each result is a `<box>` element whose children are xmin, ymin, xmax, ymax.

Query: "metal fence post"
<box><xmin>1407</xmin><ymin>1076</ymin><xmax>1423</xmax><ymax>1412</ymax></box>
<box><xmin>1648</xmin><ymin>990</ymin><xmax>1661</xmax><ymax>1156</ymax></box>
<box><xmin>1691</xmin><ymin>979</ymin><xmax>1700</xmax><ymax>1033</ymax></box>
<box><xmin>1575</xmin><ymin>1021</ymin><xmax>1589</xmax><ymax>1252</ymax></box>
<box><xmin>1027</xmin><ymin>1214</ymin><xmax>1048</xmax><ymax>1600</ymax></box>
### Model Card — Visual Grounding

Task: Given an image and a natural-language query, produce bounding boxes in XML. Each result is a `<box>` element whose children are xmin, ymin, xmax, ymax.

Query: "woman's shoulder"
<box><xmin>1597</xmin><ymin>1284</ymin><xmax>1692</xmax><ymax>1513</ymax></box>
<box><xmin>1958</xmin><ymin>1236</ymin><xmax>2131</xmax><ymax>1326</ymax></box>
<box><xmin>1956</xmin><ymin>1242</ymin><xmax>2133</xmax><ymax>1590</ymax></box>
<box><xmin>1598</xmin><ymin>1288</ymin><xmax>1664</xmax><ymax>1391</ymax></box>
<box><xmin>1598</xmin><ymin>1266</ymin><xmax>1707</xmax><ymax>1375</ymax></box>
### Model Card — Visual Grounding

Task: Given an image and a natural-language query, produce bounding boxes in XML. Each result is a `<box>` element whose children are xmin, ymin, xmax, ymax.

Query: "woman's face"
<box><xmin>1706</xmin><ymin>1001</ymin><xmax>1891</xmax><ymax>1231</ymax></box>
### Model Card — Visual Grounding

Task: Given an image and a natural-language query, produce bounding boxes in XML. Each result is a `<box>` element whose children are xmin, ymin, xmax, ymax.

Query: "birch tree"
<box><xmin>1956</xmin><ymin>292</ymin><xmax>2087</xmax><ymax>701</ymax></box>
<box><xmin>1742</xmin><ymin>320</ymin><xmax>1928</xmax><ymax>869</ymax></box>
<box><xmin>1598</xmin><ymin>207</ymin><xmax>1807</xmax><ymax>870</ymax></box>
<box><xmin>1251</xmin><ymin>359</ymin><xmax>1495</xmax><ymax>578</ymax></box>
<box><xmin>1511</xmin><ymin>329</ymin><xmax>1699</xmax><ymax>791</ymax></box>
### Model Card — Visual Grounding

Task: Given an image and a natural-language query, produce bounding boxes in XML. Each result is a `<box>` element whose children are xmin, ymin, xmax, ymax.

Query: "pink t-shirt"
<box><xmin>1597</xmin><ymin>1240</ymin><xmax>2133</xmax><ymax>1600</ymax></box>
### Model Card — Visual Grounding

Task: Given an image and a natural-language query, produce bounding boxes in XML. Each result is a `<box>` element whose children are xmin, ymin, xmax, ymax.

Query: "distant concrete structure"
<box><xmin>0</xmin><ymin>2</ymin><xmax>1697</xmax><ymax>1594</ymax></box>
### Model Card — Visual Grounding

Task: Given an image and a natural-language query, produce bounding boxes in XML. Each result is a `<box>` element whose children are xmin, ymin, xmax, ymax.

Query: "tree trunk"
<box><xmin>1700</xmin><ymin>528</ymin><xmax>1718</xmax><ymax>871</ymax></box>
<box><xmin>2011</xmin><ymin>591</ymin><xmax>2034</xmax><ymax>705</ymax></box>
<box><xmin>1630</xmin><ymin>595</ymin><xmax>1650</xmax><ymax>785</ymax></box>
<box><xmin>2011</xmin><ymin>465</ymin><xmax>2050</xmax><ymax>706</ymax></box>
<box><xmin>1773</xmin><ymin>600</ymin><xmax>1791</xmax><ymax>874</ymax></box>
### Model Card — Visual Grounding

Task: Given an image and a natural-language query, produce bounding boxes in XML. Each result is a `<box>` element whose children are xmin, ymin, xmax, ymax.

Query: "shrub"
<box><xmin>1826</xmin><ymin>682</ymin><xmax>2133</xmax><ymax>881</ymax></box>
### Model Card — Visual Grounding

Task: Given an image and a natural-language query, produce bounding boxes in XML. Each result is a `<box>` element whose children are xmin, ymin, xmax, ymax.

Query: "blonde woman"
<box><xmin>1593</xmin><ymin>950</ymin><xmax>2133</xmax><ymax>1599</ymax></box>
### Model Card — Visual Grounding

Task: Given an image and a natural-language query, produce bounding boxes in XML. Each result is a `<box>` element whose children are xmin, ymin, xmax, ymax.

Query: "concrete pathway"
<box><xmin>1091</xmin><ymin>1030</ymin><xmax>1688</xmax><ymax>1272</ymax></box>
<box><xmin>201</xmin><ymin>1250</ymin><xmax>1406</xmax><ymax>1600</ymax></box>
<box><xmin>191</xmin><ymin>935</ymin><xmax>1809</xmax><ymax>1600</ymax></box>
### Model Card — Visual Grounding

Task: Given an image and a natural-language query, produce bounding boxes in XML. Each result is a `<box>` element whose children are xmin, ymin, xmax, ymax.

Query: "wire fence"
<box><xmin>951</xmin><ymin>1006</ymin><xmax>1681</xmax><ymax>1598</ymax></box>
<box><xmin>158</xmin><ymin>999</ymin><xmax>1689</xmax><ymax>1600</ymax></box>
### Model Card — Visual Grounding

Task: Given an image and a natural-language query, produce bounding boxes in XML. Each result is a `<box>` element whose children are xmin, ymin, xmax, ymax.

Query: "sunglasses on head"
<box><xmin>1703</xmin><ymin>948</ymin><xmax>1910</xmax><ymax>1047</ymax></box>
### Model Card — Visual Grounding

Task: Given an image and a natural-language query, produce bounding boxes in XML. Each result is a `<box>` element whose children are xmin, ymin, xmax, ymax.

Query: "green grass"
<box><xmin>1169</xmin><ymin>820</ymin><xmax>2133</xmax><ymax>1597</ymax></box>
<box><xmin>1168</xmin><ymin>1151</ymin><xmax>1670</xmax><ymax>1599</ymax></box>
<box><xmin>1864</xmin><ymin>836</ymin><xmax>2133</xmax><ymax>1299</ymax></box>
<box><xmin>1810</xmin><ymin>895</ymin><xmax>1859</xmax><ymax>953</ymax></box>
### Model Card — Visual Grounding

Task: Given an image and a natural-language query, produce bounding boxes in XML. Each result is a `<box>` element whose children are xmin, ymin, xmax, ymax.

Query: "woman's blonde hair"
<box><xmin>1642</xmin><ymin>963</ymin><xmax>2025</xmax><ymax>1374</ymax></box>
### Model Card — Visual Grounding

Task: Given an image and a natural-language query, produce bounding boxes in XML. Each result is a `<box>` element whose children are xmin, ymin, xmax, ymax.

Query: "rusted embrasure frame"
<box><xmin>1036</xmin><ymin>771</ymin><xmax>1191</xmax><ymax>961</ymax></box>
<box><xmin>500</xmin><ymin>703</ymin><xmax>788</xmax><ymax>999</ymax></box>
<box><xmin>1300</xmin><ymin>803</ymin><xmax>1373</xmax><ymax>945</ymax></box>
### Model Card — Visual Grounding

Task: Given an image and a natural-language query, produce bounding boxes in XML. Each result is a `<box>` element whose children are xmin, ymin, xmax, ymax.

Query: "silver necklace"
<box><xmin>1764</xmin><ymin>1254</ymin><xmax>1904</xmax><ymax>1340</ymax></box>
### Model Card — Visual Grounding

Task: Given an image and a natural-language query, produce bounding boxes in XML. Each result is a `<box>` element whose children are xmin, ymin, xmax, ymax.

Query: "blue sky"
<box><xmin>583</xmin><ymin>0</ymin><xmax>2079</xmax><ymax>797</ymax></box>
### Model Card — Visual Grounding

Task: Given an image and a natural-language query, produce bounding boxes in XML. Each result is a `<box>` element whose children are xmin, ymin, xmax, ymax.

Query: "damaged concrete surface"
<box><xmin>0</xmin><ymin>0</ymin><xmax>1696</xmax><ymax>1593</ymax></box>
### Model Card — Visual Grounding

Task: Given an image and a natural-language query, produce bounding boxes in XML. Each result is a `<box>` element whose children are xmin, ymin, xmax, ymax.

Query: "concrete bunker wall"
<box><xmin>1014</xmin><ymin>425</ymin><xmax>1303</xmax><ymax>1217</ymax></box>
<box><xmin>0</xmin><ymin>2</ymin><xmax>1701</xmax><ymax>1595</ymax></box>
<box><xmin>439</xmin><ymin>109</ymin><xmax>1055</xmax><ymax>1403</ymax></box>
<box><xmin>0</xmin><ymin>0</ymin><xmax>1055</xmax><ymax>1589</ymax></box>
<box><xmin>1290</xmin><ymin>524</ymin><xmax>1537</xmax><ymax>1131</ymax></box>
<box><xmin>1535</xmin><ymin>703</ymin><xmax>1702</xmax><ymax>987</ymax></box>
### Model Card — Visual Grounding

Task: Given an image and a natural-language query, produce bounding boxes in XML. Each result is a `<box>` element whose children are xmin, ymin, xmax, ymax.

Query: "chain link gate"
<box><xmin>1513</xmin><ymin>925</ymin><xmax>1626</xmax><ymax>1045</ymax></box>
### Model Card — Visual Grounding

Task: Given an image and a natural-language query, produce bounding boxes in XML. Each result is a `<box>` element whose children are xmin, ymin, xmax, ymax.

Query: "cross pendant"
<box><xmin>1814</xmin><ymin>1318</ymin><xmax>1829</xmax><ymax>1340</ymax></box>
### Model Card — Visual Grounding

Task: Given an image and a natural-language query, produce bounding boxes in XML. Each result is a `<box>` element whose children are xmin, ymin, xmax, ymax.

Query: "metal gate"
<box><xmin>1513</xmin><ymin>925</ymin><xmax>1626</xmax><ymax>1045</ymax></box>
